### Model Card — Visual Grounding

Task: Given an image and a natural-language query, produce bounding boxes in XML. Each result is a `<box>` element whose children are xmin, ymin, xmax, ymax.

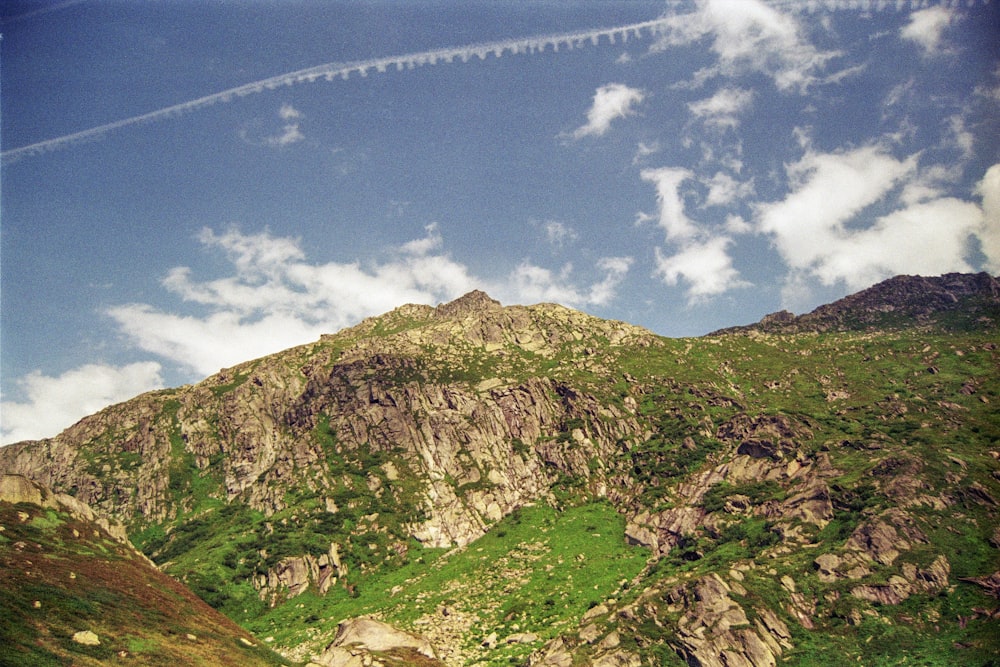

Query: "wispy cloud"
<box><xmin>571</xmin><ymin>83</ymin><xmax>646</xmax><ymax>139</ymax></box>
<box><xmin>2</xmin><ymin>17</ymin><xmax>673</xmax><ymax>164</ymax></box>
<box><xmin>536</xmin><ymin>220</ymin><xmax>579</xmax><ymax>248</ymax></box>
<box><xmin>651</xmin><ymin>0</ymin><xmax>841</xmax><ymax>93</ymax></box>
<box><xmin>688</xmin><ymin>87</ymin><xmax>754</xmax><ymax>129</ymax></box>
<box><xmin>1</xmin><ymin>363</ymin><xmax>164</xmax><ymax>445</ymax></box>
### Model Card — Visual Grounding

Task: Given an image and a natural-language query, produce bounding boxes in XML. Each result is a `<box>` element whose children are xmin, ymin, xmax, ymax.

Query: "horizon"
<box><xmin>2</xmin><ymin>0</ymin><xmax>998</xmax><ymax>443</ymax></box>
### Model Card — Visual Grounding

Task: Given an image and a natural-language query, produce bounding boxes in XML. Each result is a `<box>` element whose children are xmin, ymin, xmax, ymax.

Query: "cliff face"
<box><xmin>2</xmin><ymin>278</ymin><xmax>999</xmax><ymax>666</ymax></box>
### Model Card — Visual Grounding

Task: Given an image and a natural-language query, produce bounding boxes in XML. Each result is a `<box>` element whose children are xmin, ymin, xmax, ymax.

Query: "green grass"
<box><xmin>241</xmin><ymin>501</ymin><xmax>649</xmax><ymax>662</ymax></box>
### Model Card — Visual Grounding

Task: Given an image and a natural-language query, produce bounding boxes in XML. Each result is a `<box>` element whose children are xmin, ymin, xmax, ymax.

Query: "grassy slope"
<box><xmin>0</xmin><ymin>501</ymin><xmax>290</xmax><ymax>667</ymax></box>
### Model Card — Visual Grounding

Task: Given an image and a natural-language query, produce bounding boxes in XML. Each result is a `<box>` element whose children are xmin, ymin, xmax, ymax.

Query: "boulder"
<box><xmin>312</xmin><ymin>618</ymin><xmax>437</xmax><ymax>667</ymax></box>
<box><xmin>72</xmin><ymin>630</ymin><xmax>100</xmax><ymax>646</ymax></box>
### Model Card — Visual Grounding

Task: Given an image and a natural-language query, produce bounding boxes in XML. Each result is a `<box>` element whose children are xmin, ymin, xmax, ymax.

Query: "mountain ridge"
<box><xmin>712</xmin><ymin>272</ymin><xmax>1000</xmax><ymax>335</ymax></box>
<box><xmin>2</xmin><ymin>272</ymin><xmax>999</xmax><ymax>666</ymax></box>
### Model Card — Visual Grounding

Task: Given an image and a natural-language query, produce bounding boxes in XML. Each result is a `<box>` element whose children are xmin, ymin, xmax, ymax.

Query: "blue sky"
<box><xmin>2</xmin><ymin>0</ymin><xmax>998</xmax><ymax>443</ymax></box>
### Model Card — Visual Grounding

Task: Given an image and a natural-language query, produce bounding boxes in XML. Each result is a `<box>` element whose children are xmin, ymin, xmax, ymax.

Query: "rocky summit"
<box><xmin>2</xmin><ymin>273</ymin><xmax>999</xmax><ymax>666</ymax></box>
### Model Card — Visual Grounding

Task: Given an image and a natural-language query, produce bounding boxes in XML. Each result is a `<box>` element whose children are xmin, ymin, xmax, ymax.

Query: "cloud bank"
<box><xmin>1</xmin><ymin>363</ymin><xmax>164</xmax><ymax>444</ymax></box>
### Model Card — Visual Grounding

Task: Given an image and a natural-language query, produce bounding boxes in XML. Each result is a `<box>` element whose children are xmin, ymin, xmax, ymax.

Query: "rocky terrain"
<box><xmin>1</xmin><ymin>274</ymin><xmax>999</xmax><ymax>666</ymax></box>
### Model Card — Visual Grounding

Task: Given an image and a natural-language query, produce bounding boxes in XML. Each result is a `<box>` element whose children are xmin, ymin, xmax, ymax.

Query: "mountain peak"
<box><xmin>435</xmin><ymin>290</ymin><xmax>503</xmax><ymax>318</ymax></box>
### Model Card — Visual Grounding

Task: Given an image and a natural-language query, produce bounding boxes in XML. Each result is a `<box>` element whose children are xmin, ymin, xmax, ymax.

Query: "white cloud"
<box><xmin>279</xmin><ymin>103</ymin><xmax>302</xmax><ymax>120</ymax></box>
<box><xmin>977</xmin><ymin>163</ymin><xmax>1000</xmax><ymax>273</ymax></box>
<box><xmin>508</xmin><ymin>256</ymin><xmax>632</xmax><ymax>307</ymax></box>
<box><xmin>1</xmin><ymin>362</ymin><xmax>164</xmax><ymax>445</ymax></box>
<box><xmin>900</xmin><ymin>6</ymin><xmax>955</xmax><ymax>57</ymax></box>
<box><xmin>538</xmin><ymin>220</ymin><xmax>578</xmax><ymax>248</ymax></box>
<box><xmin>653</xmin><ymin>237</ymin><xmax>749</xmax><ymax>302</ymax></box>
<box><xmin>811</xmin><ymin>197</ymin><xmax>981</xmax><ymax>290</ymax></box>
<box><xmin>756</xmin><ymin>144</ymin><xmax>988</xmax><ymax>291</ymax></box>
<box><xmin>639</xmin><ymin>165</ymin><xmax>750</xmax><ymax>301</ymax></box>
<box><xmin>756</xmin><ymin>144</ymin><xmax>917</xmax><ymax>271</ymax></box>
<box><xmin>240</xmin><ymin>104</ymin><xmax>306</xmax><ymax>147</ymax></box>
<box><xmin>640</xmin><ymin>167</ymin><xmax>698</xmax><ymax>241</ymax></box>
<box><xmin>572</xmin><ymin>83</ymin><xmax>645</xmax><ymax>139</ymax></box>
<box><xmin>703</xmin><ymin>171</ymin><xmax>755</xmax><ymax>208</ymax></box>
<box><xmin>652</xmin><ymin>0</ymin><xmax>840</xmax><ymax>93</ymax></box>
<box><xmin>688</xmin><ymin>88</ymin><xmax>754</xmax><ymax>129</ymax></box>
<box><xmin>107</xmin><ymin>226</ymin><xmax>632</xmax><ymax>377</ymax></box>
<box><xmin>266</xmin><ymin>123</ymin><xmax>304</xmax><ymax>147</ymax></box>
<box><xmin>632</xmin><ymin>141</ymin><xmax>661</xmax><ymax>165</ymax></box>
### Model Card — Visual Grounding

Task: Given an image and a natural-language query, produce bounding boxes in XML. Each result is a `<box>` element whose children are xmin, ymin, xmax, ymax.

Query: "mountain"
<box><xmin>713</xmin><ymin>272</ymin><xmax>1000</xmax><ymax>335</ymax></box>
<box><xmin>2</xmin><ymin>276</ymin><xmax>999</xmax><ymax>667</ymax></box>
<box><xmin>0</xmin><ymin>474</ymin><xmax>289</xmax><ymax>666</ymax></box>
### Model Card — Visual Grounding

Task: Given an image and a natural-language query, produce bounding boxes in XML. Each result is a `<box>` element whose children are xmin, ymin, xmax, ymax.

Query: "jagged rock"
<box><xmin>814</xmin><ymin>553</ymin><xmax>842</xmax><ymax>583</ymax></box>
<box><xmin>529</xmin><ymin>638</ymin><xmax>573</xmax><ymax>667</ymax></box>
<box><xmin>851</xmin><ymin>555</ymin><xmax>950</xmax><ymax>606</ymax></box>
<box><xmin>256</xmin><ymin>543</ymin><xmax>344</xmax><ymax>604</ymax></box>
<box><xmin>0</xmin><ymin>474</ymin><xmax>47</xmax><ymax>506</ymax></box>
<box><xmin>714</xmin><ymin>272</ymin><xmax>1000</xmax><ymax>334</ymax></box>
<box><xmin>590</xmin><ymin>649</ymin><xmax>640</xmax><ymax>667</ymax></box>
<box><xmin>845</xmin><ymin>509</ymin><xmax>926</xmax><ymax>566</ymax></box>
<box><xmin>772</xmin><ymin>480</ymin><xmax>833</xmax><ymax>528</ymax></box>
<box><xmin>666</xmin><ymin>574</ymin><xmax>789</xmax><ymax>667</ymax></box>
<box><xmin>579</xmin><ymin>624</ymin><xmax>601</xmax><ymax>643</ymax></box>
<box><xmin>959</xmin><ymin>571</ymin><xmax>1000</xmax><ymax>598</ymax></box>
<box><xmin>851</xmin><ymin>576</ymin><xmax>913</xmax><ymax>605</ymax></box>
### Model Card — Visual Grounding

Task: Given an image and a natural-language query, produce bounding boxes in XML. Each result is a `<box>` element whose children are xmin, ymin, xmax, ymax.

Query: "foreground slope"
<box><xmin>2</xmin><ymin>277</ymin><xmax>999</xmax><ymax>666</ymax></box>
<box><xmin>0</xmin><ymin>474</ymin><xmax>289</xmax><ymax>666</ymax></box>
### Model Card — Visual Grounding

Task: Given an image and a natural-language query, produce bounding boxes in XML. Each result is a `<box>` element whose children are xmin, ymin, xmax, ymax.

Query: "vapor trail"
<box><xmin>1</xmin><ymin>17</ymin><xmax>671</xmax><ymax>165</ymax></box>
<box><xmin>2</xmin><ymin>0</ymin><xmax>982</xmax><ymax>165</ymax></box>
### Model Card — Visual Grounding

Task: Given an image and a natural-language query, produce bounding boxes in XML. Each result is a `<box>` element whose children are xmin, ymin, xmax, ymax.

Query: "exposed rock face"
<box><xmin>71</xmin><ymin>630</ymin><xmax>100</xmax><ymax>646</ymax></box>
<box><xmin>312</xmin><ymin>618</ymin><xmax>440</xmax><ymax>667</ymax></box>
<box><xmin>256</xmin><ymin>543</ymin><xmax>344</xmax><ymax>604</ymax></box>
<box><xmin>665</xmin><ymin>574</ymin><xmax>792</xmax><ymax>667</ymax></box>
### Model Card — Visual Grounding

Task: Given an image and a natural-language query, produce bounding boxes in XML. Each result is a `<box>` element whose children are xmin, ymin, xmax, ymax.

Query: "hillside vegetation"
<box><xmin>1</xmin><ymin>274</ymin><xmax>998</xmax><ymax>666</ymax></box>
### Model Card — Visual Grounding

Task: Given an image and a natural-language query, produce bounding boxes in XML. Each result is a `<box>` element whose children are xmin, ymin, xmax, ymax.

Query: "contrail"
<box><xmin>1</xmin><ymin>17</ymin><xmax>672</xmax><ymax>165</ymax></box>
<box><xmin>1</xmin><ymin>0</ymin><xmax>984</xmax><ymax>165</ymax></box>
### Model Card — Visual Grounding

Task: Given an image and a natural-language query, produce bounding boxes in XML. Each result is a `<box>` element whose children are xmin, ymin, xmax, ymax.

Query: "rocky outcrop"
<box><xmin>2</xmin><ymin>281</ymin><xmax>998</xmax><ymax>666</ymax></box>
<box><xmin>850</xmin><ymin>555</ymin><xmax>950</xmax><ymax>605</ymax></box>
<box><xmin>311</xmin><ymin>618</ymin><xmax>440</xmax><ymax>667</ymax></box>
<box><xmin>256</xmin><ymin>543</ymin><xmax>345</xmax><ymax>605</ymax></box>
<box><xmin>0</xmin><ymin>474</ymin><xmax>131</xmax><ymax>545</ymax></box>
<box><xmin>665</xmin><ymin>574</ymin><xmax>792</xmax><ymax>667</ymax></box>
